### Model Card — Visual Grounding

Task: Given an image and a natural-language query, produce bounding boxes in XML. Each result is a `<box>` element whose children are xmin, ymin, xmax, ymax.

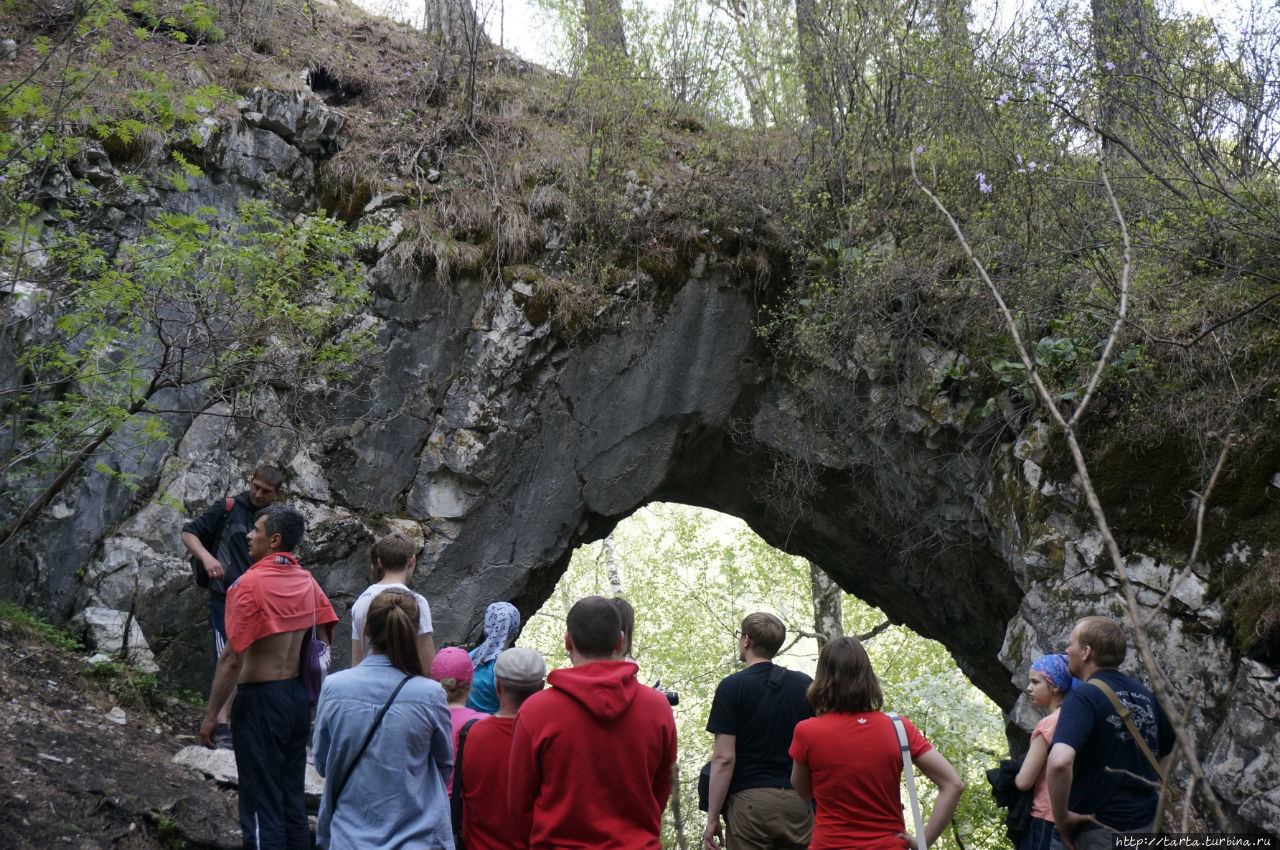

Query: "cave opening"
<box><xmin>515</xmin><ymin>501</ymin><xmax>1008</xmax><ymax>849</ymax></box>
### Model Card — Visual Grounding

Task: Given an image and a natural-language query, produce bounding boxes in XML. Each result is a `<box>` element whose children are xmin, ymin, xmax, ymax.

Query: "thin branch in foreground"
<box><xmin>908</xmin><ymin>145</ymin><xmax>1231</xmax><ymax>831</ymax></box>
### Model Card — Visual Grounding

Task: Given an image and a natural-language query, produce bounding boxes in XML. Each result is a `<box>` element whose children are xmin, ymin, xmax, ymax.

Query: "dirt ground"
<box><xmin>0</xmin><ymin>617</ymin><xmax>242</xmax><ymax>849</ymax></box>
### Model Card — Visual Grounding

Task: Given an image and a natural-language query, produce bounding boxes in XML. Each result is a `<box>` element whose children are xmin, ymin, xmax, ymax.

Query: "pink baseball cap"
<box><xmin>430</xmin><ymin>646</ymin><xmax>474</xmax><ymax>684</ymax></box>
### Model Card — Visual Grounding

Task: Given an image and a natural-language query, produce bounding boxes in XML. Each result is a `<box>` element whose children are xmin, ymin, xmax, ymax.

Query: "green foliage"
<box><xmin>0</xmin><ymin>601</ymin><xmax>85</xmax><ymax>653</ymax></box>
<box><xmin>82</xmin><ymin>659</ymin><xmax>162</xmax><ymax>709</ymax></box>
<box><xmin>130</xmin><ymin>0</ymin><xmax>226</xmax><ymax>43</ymax></box>
<box><xmin>521</xmin><ymin>503</ymin><xmax>1006</xmax><ymax>850</ymax></box>
<box><xmin>5</xmin><ymin>196</ymin><xmax>383</xmax><ymax>508</ymax></box>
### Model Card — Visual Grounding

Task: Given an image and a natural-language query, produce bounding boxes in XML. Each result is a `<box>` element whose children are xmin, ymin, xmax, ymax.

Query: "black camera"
<box><xmin>653</xmin><ymin>679</ymin><xmax>679</xmax><ymax>706</ymax></box>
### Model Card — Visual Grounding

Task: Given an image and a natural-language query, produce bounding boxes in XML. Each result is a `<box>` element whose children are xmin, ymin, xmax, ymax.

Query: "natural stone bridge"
<box><xmin>2</xmin><ymin>87</ymin><xmax>1275</xmax><ymax>834</ymax></box>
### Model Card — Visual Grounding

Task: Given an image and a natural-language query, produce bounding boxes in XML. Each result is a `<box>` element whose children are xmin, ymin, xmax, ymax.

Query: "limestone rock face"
<box><xmin>1</xmin><ymin>82</ymin><xmax>1276</xmax><ymax>834</ymax></box>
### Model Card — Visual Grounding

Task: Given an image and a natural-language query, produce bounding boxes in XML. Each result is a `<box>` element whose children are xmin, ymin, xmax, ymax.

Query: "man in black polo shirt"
<box><xmin>703</xmin><ymin>612</ymin><xmax>814</xmax><ymax>850</ymax></box>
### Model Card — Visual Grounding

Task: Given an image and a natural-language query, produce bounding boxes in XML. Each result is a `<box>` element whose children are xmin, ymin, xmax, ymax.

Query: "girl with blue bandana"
<box><xmin>1014</xmin><ymin>653</ymin><xmax>1075</xmax><ymax>850</ymax></box>
<box><xmin>466</xmin><ymin>601</ymin><xmax>521</xmax><ymax>713</ymax></box>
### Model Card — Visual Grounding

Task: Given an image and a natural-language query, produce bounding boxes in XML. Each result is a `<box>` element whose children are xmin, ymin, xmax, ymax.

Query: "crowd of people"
<box><xmin>186</xmin><ymin>464</ymin><xmax>1175</xmax><ymax>850</ymax></box>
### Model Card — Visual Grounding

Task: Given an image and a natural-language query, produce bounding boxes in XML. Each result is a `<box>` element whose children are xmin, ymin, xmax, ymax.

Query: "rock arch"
<box><xmin>1</xmin><ymin>89</ymin><xmax>1273</xmax><ymax>833</ymax></box>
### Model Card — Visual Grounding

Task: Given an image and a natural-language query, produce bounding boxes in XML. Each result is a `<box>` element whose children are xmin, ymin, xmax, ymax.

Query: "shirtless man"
<box><xmin>182</xmin><ymin>464</ymin><xmax>283</xmax><ymax>747</ymax></box>
<box><xmin>199</xmin><ymin>505</ymin><xmax>337</xmax><ymax>850</ymax></box>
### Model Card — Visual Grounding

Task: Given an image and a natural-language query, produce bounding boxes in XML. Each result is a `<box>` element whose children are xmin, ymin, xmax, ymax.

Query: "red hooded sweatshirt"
<box><xmin>507</xmin><ymin>660</ymin><xmax>677</xmax><ymax>849</ymax></box>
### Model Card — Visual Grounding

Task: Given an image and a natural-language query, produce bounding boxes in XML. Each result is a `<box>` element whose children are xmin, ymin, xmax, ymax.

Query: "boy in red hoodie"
<box><xmin>508</xmin><ymin>595</ymin><xmax>678</xmax><ymax>849</ymax></box>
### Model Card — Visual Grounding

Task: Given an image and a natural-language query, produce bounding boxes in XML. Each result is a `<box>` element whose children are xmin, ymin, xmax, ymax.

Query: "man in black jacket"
<box><xmin>181</xmin><ymin>463</ymin><xmax>283</xmax><ymax>747</ymax></box>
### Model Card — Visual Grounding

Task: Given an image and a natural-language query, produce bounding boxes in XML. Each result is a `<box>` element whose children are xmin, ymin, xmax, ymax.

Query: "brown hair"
<box><xmin>741</xmin><ymin>612</ymin><xmax>785</xmax><ymax>659</ymax></box>
<box><xmin>365</xmin><ymin>589</ymin><xmax>424</xmax><ymax>677</ymax></box>
<box><xmin>1075</xmin><ymin>616</ymin><xmax>1127</xmax><ymax>668</ymax></box>
<box><xmin>252</xmin><ymin>464</ymin><xmax>284</xmax><ymax>489</ymax></box>
<box><xmin>371</xmin><ymin>532</ymin><xmax>416</xmax><ymax>581</ymax></box>
<box><xmin>609</xmin><ymin>596</ymin><xmax>635</xmax><ymax>657</ymax></box>
<box><xmin>806</xmin><ymin>636</ymin><xmax>883</xmax><ymax>715</ymax></box>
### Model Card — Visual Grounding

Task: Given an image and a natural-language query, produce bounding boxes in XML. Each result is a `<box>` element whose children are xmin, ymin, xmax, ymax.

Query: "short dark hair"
<box><xmin>259</xmin><ymin>505</ymin><xmax>305</xmax><ymax>552</ymax></box>
<box><xmin>371</xmin><ymin>533</ymin><xmax>416</xmax><ymax>580</ymax></box>
<box><xmin>806</xmin><ymin>636</ymin><xmax>883</xmax><ymax>715</ymax></box>
<box><xmin>566</xmin><ymin>596</ymin><xmax>622</xmax><ymax>658</ymax></box>
<box><xmin>1076</xmin><ymin>616</ymin><xmax>1127</xmax><ymax>667</ymax></box>
<box><xmin>497</xmin><ymin>679</ymin><xmax>543</xmax><ymax>706</ymax></box>
<box><xmin>252</xmin><ymin>464</ymin><xmax>284</xmax><ymax>489</ymax></box>
<box><xmin>742</xmin><ymin>612</ymin><xmax>785</xmax><ymax>659</ymax></box>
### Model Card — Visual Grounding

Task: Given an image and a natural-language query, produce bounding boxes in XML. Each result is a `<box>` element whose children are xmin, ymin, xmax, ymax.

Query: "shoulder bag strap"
<box><xmin>451</xmin><ymin>718</ymin><xmax>482</xmax><ymax>824</ymax></box>
<box><xmin>887</xmin><ymin>712</ymin><xmax>928</xmax><ymax>850</ymax></box>
<box><xmin>1085</xmin><ymin>679</ymin><xmax>1162</xmax><ymax>773</ymax></box>
<box><xmin>329</xmin><ymin>674</ymin><xmax>412</xmax><ymax>804</ymax></box>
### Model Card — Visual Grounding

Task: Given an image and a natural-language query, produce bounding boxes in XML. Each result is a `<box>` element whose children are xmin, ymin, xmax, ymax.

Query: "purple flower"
<box><xmin>915</xmin><ymin>145</ymin><xmax>925</xmax><ymax>155</ymax></box>
<box><xmin>1140</xmin><ymin>51</ymin><xmax>1149</xmax><ymax>59</ymax></box>
<box><xmin>1015</xmin><ymin>153</ymin><xmax>1023</xmax><ymax>165</ymax></box>
<box><xmin>976</xmin><ymin>173</ymin><xmax>993</xmax><ymax>194</ymax></box>
<box><xmin>1028</xmin><ymin>161</ymin><xmax>1037</xmax><ymax>170</ymax></box>
<box><xmin>1105</xmin><ymin>61</ymin><xmax>1116</xmax><ymax>70</ymax></box>
<box><xmin>997</xmin><ymin>92</ymin><xmax>1011</xmax><ymax>106</ymax></box>
<box><xmin>1020</xmin><ymin>62</ymin><xmax>1035</xmax><ymax>74</ymax></box>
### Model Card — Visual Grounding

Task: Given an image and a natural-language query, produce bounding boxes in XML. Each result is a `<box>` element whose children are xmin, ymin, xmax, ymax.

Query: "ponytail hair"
<box><xmin>364</xmin><ymin>589</ymin><xmax>423</xmax><ymax>677</ymax></box>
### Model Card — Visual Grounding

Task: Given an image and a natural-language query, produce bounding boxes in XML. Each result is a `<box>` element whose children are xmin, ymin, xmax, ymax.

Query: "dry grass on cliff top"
<box><xmin>4</xmin><ymin>0</ymin><xmax>796</xmax><ymax>290</ymax></box>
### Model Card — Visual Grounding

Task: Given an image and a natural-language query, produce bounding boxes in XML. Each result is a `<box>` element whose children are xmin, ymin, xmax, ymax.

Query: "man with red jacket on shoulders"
<box><xmin>508</xmin><ymin>595</ymin><xmax>678</xmax><ymax>849</ymax></box>
<box><xmin>198</xmin><ymin>505</ymin><xmax>338</xmax><ymax>850</ymax></box>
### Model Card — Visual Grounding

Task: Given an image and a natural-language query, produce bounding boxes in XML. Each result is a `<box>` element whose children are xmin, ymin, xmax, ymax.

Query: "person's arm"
<box><xmin>199</xmin><ymin>643</ymin><xmax>243</xmax><ymax>747</ymax></box>
<box><xmin>506</xmin><ymin>713</ymin><xmax>539</xmax><ymax>843</ymax></box>
<box><xmin>911</xmin><ymin>748</ymin><xmax>965</xmax><ymax>849</ymax></box>
<box><xmin>311</xmin><ymin>684</ymin><xmax>333</xmax><ymax>777</ymax></box>
<box><xmin>181</xmin><ymin>529</ymin><xmax>226</xmax><ymax>582</ymax></box>
<box><xmin>1046</xmin><ymin>742</ymin><xmax>1078</xmax><ymax>849</ymax></box>
<box><xmin>790</xmin><ymin>758</ymin><xmax>813</xmax><ymax>800</ymax></box>
<box><xmin>428</xmin><ymin>690</ymin><xmax>454</xmax><ymax>785</ymax></box>
<box><xmin>1014</xmin><ymin>733</ymin><xmax>1050</xmax><ymax>791</ymax></box>
<box><xmin>703</xmin><ymin>733</ymin><xmax>736</xmax><ymax>848</ymax></box>
<box><xmin>417</xmin><ymin>632</ymin><xmax>436</xmax><ymax>675</ymax></box>
<box><xmin>654</xmin><ymin>710</ymin><xmax>678</xmax><ymax>811</ymax></box>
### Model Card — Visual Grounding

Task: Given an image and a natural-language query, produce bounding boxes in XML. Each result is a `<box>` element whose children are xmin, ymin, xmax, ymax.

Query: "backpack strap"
<box><xmin>1085</xmin><ymin>679</ymin><xmax>1162</xmax><ymax>773</ymax></box>
<box><xmin>887</xmin><ymin>712</ymin><xmax>928</xmax><ymax>849</ymax></box>
<box><xmin>200</xmin><ymin>496</ymin><xmax>237</xmax><ymax>549</ymax></box>
<box><xmin>451</xmin><ymin>718</ymin><xmax>482</xmax><ymax>841</ymax></box>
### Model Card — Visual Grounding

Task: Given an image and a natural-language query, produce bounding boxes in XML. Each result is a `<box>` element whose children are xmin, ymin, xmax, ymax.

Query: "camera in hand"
<box><xmin>653</xmin><ymin>679</ymin><xmax>679</xmax><ymax>706</ymax></box>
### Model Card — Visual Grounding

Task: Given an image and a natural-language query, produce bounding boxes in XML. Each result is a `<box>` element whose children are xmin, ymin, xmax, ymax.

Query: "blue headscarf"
<box><xmin>470</xmin><ymin>601</ymin><xmax>521</xmax><ymax>666</ymax></box>
<box><xmin>1030</xmin><ymin>653</ymin><xmax>1077</xmax><ymax>693</ymax></box>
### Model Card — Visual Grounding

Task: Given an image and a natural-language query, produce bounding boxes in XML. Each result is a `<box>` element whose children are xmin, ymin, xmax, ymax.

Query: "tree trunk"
<box><xmin>1091</xmin><ymin>0</ymin><xmax>1156</xmax><ymax>155</ymax></box>
<box><xmin>604</xmin><ymin>533</ymin><xmax>623</xmax><ymax>596</ymax></box>
<box><xmin>585</xmin><ymin>0</ymin><xmax>627</xmax><ymax>64</ymax></box>
<box><xmin>720</xmin><ymin>0</ymin><xmax>769</xmax><ymax>126</ymax></box>
<box><xmin>424</xmin><ymin>0</ymin><xmax>485</xmax><ymax>52</ymax></box>
<box><xmin>935</xmin><ymin>0</ymin><xmax>967</xmax><ymax>50</ymax></box>
<box><xmin>794</xmin><ymin>0</ymin><xmax>832</xmax><ymax>136</ymax></box>
<box><xmin>809</xmin><ymin>562</ymin><xmax>843</xmax><ymax>649</ymax></box>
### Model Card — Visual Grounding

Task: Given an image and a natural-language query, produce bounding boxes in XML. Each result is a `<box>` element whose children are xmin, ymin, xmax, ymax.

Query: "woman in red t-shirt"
<box><xmin>789</xmin><ymin>637</ymin><xmax>965</xmax><ymax>850</ymax></box>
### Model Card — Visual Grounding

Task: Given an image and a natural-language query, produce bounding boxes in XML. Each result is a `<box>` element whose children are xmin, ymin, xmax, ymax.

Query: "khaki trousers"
<box><xmin>724</xmin><ymin>786</ymin><xmax>813</xmax><ymax>850</ymax></box>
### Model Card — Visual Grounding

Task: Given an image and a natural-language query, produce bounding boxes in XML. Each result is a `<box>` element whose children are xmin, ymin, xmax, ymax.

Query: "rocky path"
<box><xmin>0</xmin><ymin>618</ymin><xmax>241</xmax><ymax>848</ymax></box>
